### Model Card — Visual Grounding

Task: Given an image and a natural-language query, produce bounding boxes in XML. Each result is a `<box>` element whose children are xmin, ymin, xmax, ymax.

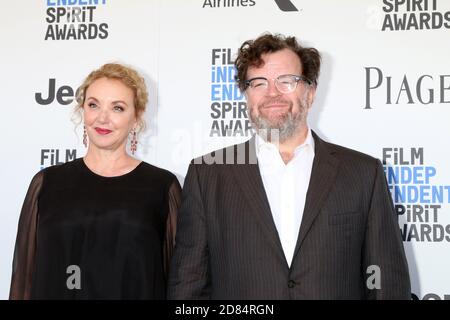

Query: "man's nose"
<box><xmin>265</xmin><ymin>79</ymin><xmax>281</xmax><ymax>96</ymax></box>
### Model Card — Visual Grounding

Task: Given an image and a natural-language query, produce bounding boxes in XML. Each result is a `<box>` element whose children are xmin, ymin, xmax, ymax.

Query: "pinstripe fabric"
<box><xmin>168</xmin><ymin>131</ymin><xmax>411</xmax><ymax>299</ymax></box>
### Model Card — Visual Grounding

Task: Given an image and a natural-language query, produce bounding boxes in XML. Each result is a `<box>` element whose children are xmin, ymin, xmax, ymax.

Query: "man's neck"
<box><xmin>278</xmin><ymin>126</ymin><xmax>309</xmax><ymax>164</ymax></box>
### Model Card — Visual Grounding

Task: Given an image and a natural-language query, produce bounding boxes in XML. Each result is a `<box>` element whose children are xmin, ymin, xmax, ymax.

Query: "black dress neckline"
<box><xmin>79</xmin><ymin>158</ymin><xmax>144</xmax><ymax>179</ymax></box>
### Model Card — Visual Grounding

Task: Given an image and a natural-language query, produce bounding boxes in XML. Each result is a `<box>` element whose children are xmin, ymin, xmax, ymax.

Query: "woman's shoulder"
<box><xmin>24</xmin><ymin>159</ymin><xmax>83</xmax><ymax>193</ymax></box>
<box><xmin>38</xmin><ymin>158</ymin><xmax>84</xmax><ymax>181</ymax></box>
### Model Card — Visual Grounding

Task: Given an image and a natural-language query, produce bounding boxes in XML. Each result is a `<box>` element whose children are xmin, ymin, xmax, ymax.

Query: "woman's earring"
<box><xmin>83</xmin><ymin>125</ymin><xmax>88</xmax><ymax>148</ymax></box>
<box><xmin>131</xmin><ymin>130</ymin><xmax>137</xmax><ymax>155</ymax></box>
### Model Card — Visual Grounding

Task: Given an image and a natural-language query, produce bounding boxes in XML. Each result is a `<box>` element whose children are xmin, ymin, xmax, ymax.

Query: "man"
<box><xmin>168</xmin><ymin>33</ymin><xmax>411</xmax><ymax>299</ymax></box>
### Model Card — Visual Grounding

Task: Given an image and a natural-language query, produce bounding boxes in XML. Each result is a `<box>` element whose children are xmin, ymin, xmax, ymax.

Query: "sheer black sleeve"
<box><xmin>162</xmin><ymin>178</ymin><xmax>182</xmax><ymax>279</ymax></box>
<box><xmin>9</xmin><ymin>171</ymin><xmax>44</xmax><ymax>300</ymax></box>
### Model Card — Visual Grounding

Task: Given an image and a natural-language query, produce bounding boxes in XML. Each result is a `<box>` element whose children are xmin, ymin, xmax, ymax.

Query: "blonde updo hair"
<box><xmin>75</xmin><ymin>63</ymin><xmax>148</xmax><ymax>132</ymax></box>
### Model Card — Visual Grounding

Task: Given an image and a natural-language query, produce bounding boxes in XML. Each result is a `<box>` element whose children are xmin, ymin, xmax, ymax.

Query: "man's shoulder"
<box><xmin>317</xmin><ymin>135</ymin><xmax>380</xmax><ymax>169</ymax></box>
<box><xmin>326</xmin><ymin>141</ymin><xmax>377</xmax><ymax>161</ymax></box>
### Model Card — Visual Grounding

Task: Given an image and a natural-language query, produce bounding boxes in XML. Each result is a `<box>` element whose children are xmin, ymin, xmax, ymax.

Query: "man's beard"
<box><xmin>249</xmin><ymin>96</ymin><xmax>308</xmax><ymax>143</ymax></box>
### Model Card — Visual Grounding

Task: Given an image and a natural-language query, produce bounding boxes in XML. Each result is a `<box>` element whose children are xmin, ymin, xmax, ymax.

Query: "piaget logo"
<box><xmin>363</xmin><ymin>67</ymin><xmax>450</xmax><ymax>109</ymax></box>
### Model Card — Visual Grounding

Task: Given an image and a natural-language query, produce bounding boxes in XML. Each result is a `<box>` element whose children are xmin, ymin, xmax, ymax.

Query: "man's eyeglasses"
<box><xmin>244</xmin><ymin>74</ymin><xmax>312</xmax><ymax>94</ymax></box>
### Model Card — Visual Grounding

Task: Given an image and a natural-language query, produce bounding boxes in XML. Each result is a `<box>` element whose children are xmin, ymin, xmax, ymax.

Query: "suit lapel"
<box><xmin>229</xmin><ymin>137</ymin><xmax>286</xmax><ymax>262</ymax></box>
<box><xmin>293</xmin><ymin>131</ymin><xmax>340</xmax><ymax>260</ymax></box>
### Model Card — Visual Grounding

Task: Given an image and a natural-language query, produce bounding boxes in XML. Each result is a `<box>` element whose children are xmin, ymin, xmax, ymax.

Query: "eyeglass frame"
<box><xmin>243</xmin><ymin>74</ymin><xmax>313</xmax><ymax>94</ymax></box>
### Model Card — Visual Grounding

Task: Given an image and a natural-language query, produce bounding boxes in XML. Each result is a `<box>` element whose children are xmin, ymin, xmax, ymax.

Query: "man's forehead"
<box><xmin>249</xmin><ymin>50</ymin><xmax>302</xmax><ymax>73</ymax></box>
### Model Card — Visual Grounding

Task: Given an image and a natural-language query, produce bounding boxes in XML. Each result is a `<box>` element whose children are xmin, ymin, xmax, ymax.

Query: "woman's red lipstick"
<box><xmin>95</xmin><ymin>127</ymin><xmax>112</xmax><ymax>135</ymax></box>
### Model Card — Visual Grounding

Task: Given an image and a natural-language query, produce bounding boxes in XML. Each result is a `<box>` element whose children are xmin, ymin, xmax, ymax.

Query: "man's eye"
<box><xmin>252</xmin><ymin>81</ymin><xmax>266</xmax><ymax>88</ymax></box>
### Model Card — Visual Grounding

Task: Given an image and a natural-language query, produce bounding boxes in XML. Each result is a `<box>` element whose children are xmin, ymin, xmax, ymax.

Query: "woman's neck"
<box><xmin>83</xmin><ymin>147</ymin><xmax>140</xmax><ymax>177</ymax></box>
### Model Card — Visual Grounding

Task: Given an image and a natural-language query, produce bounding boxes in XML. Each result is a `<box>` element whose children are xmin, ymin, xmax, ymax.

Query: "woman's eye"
<box><xmin>114</xmin><ymin>105</ymin><xmax>124</xmax><ymax>112</ymax></box>
<box><xmin>88</xmin><ymin>103</ymin><xmax>97</xmax><ymax>108</ymax></box>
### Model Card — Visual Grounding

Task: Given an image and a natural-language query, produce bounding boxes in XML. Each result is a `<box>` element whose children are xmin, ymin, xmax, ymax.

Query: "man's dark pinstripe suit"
<box><xmin>168</xmin><ymin>131</ymin><xmax>411</xmax><ymax>299</ymax></box>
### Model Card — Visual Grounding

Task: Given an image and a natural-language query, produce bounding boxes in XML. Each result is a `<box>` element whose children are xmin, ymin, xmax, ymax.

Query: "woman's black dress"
<box><xmin>10</xmin><ymin>158</ymin><xmax>181</xmax><ymax>299</ymax></box>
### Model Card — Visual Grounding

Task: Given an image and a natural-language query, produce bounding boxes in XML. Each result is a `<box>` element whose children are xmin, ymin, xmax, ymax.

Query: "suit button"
<box><xmin>288</xmin><ymin>280</ymin><xmax>296</xmax><ymax>288</ymax></box>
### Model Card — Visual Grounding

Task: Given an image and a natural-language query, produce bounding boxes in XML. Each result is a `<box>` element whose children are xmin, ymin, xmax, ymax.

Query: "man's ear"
<box><xmin>306</xmin><ymin>86</ymin><xmax>316</xmax><ymax>109</ymax></box>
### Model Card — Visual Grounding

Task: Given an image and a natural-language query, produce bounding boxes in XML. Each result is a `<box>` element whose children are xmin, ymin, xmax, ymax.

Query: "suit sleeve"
<box><xmin>10</xmin><ymin>171</ymin><xmax>44</xmax><ymax>300</ymax></box>
<box><xmin>167</xmin><ymin>163</ymin><xmax>211</xmax><ymax>299</ymax></box>
<box><xmin>362</xmin><ymin>159</ymin><xmax>411</xmax><ymax>299</ymax></box>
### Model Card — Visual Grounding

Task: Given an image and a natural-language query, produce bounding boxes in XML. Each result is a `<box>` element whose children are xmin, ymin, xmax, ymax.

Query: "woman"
<box><xmin>10</xmin><ymin>63</ymin><xmax>181</xmax><ymax>299</ymax></box>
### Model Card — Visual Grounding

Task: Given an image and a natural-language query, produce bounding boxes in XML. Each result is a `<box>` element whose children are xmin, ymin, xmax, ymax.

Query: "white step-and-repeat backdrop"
<box><xmin>1</xmin><ymin>0</ymin><xmax>449</xmax><ymax>299</ymax></box>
